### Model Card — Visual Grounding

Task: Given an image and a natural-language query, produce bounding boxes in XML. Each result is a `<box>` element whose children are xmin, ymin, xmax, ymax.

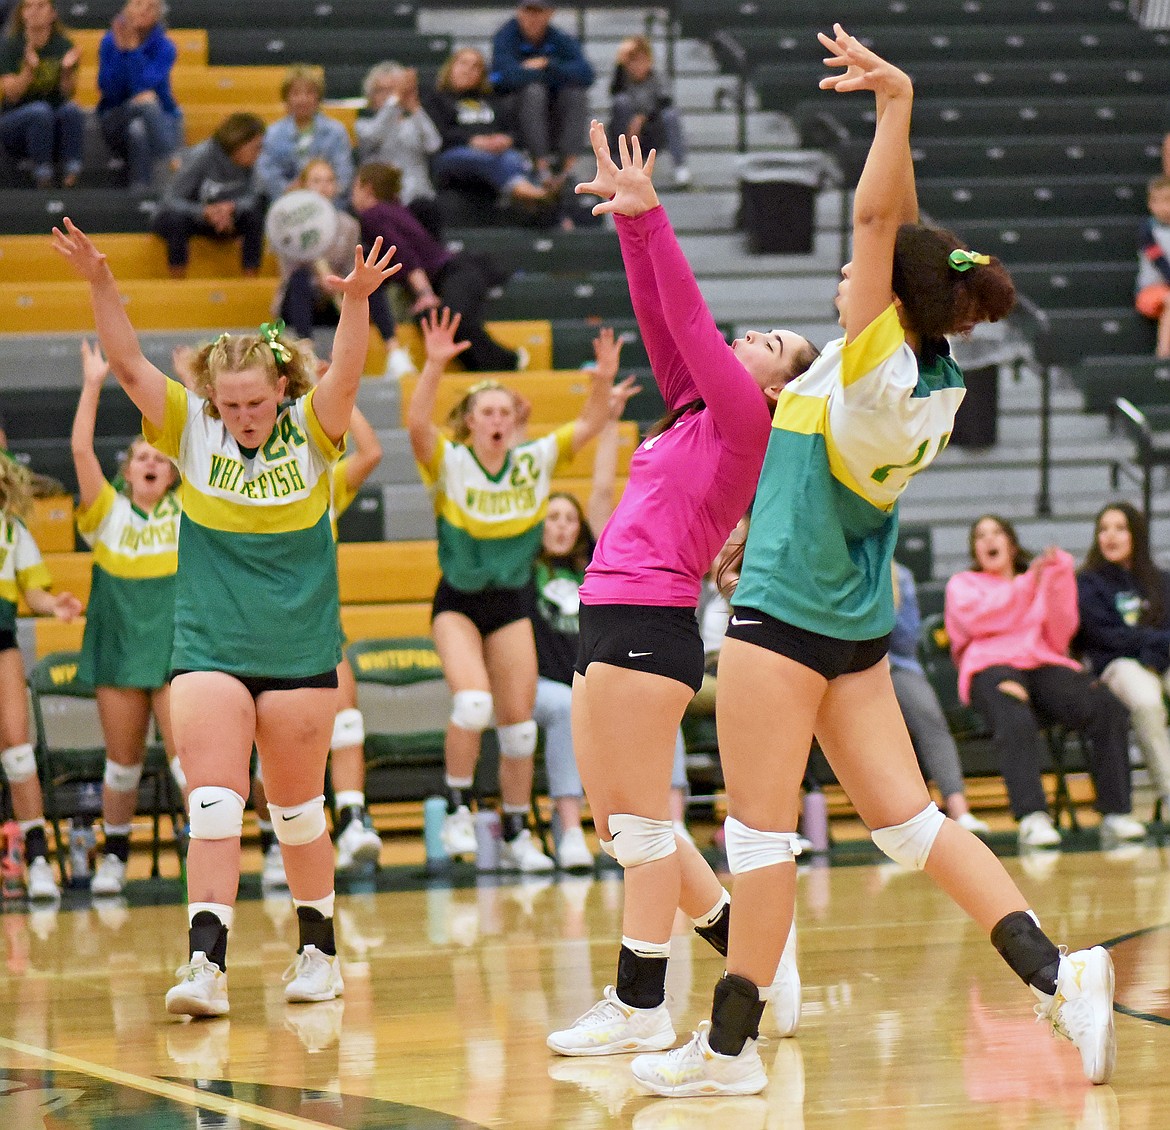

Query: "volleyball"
<box><xmin>265</xmin><ymin>190</ymin><xmax>339</xmax><ymax>263</ymax></box>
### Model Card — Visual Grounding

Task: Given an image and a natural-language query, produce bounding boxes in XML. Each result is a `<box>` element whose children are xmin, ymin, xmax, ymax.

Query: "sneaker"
<box><xmin>499</xmin><ymin>828</ymin><xmax>555</xmax><ymax>873</ymax></box>
<box><xmin>441</xmin><ymin>805</ymin><xmax>477</xmax><ymax>859</ymax></box>
<box><xmin>1035</xmin><ymin>946</ymin><xmax>1115</xmax><ymax>1085</ymax></box>
<box><xmin>335</xmin><ymin>817</ymin><xmax>381</xmax><ymax>870</ymax></box>
<box><xmin>283</xmin><ymin>944</ymin><xmax>344</xmax><ymax>1003</ymax></box>
<box><xmin>631</xmin><ymin>1021</ymin><xmax>767</xmax><ymax>1097</ymax></box>
<box><xmin>548</xmin><ymin>1057</ymin><xmax>640</xmax><ymax>1117</ymax></box>
<box><xmin>165</xmin><ymin>951</ymin><xmax>229</xmax><ymax>1017</ymax></box>
<box><xmin>383</xmin><ymin>345</ymin><xmax>417</xmax><ymax>380</ymax></box>
<box><xmin>27</xmin><ymin>856</ymin><xmax>61</xmax><ymax>901</ymax></box>
<box><xmin>1100</xmin><ymin>813</ymin><xmax>1146</xmax><ymax>842</ymax></box>
<box><xmin>547</xmin><ymin>985</ymin><xmax>675</xmax><ymax>1056</ymax></box>
<box><xmin>768</xmin><ymin>922</ymin><xmax>801</xmax><ymax>1038</ymax></box>
<box><xmin>672</xmin><ymin>166</ymin><xmax>693</xmax><ymax>190</ymax></box>
<box><xmin>1018</xmin><ymin>811</ymin><xmax>1062</xmax><ymax>848</ymax></box>
<box><xmin>92</xmin><ymin>854</ymin><xmax>127</xmax><ymax>896</ymax></box>
<box><xmin>261</xmin><ymin>842</ymin><xmax>288</xmax><ymax>888</ymax></box>
<box><xmin>284</xmin><ymin>998</ymin><xmax>344</xmax><ymax>1052</ymax></box>
<box><xmin>1</xmin><ymin>822</ymin><xmax>25</xmax><ymax>899</ymax></box>
<box><xmin>556</xmin><ymin>826</ymin><xmax>594</xmax><ymax>871</ymax></box>
<box><xmin>956</xmin><ymin>812</ymin><xmax>991</xmax><ymax>835</ymax></box>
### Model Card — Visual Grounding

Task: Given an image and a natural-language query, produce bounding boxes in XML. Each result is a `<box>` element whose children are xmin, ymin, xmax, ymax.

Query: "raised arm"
<box><xmin>52</xmin><ymin>218</ymin><xmax>169</xmax><ymax>428</ymax></box>
<box><xmin>819</xmin><ymin>24</ymin><xmax>914</xmax><ymax>342</ymax></box>
<box><xmin>70</xmin><ymin>340</ymin><xmax>112</xmax><ymax>509</ymax></box>
<box><xmin>586</xmin><ymin>329</ymin><xmax>640</xmax><ymax>533</ymax></box>
<box><xmin>312</xmin><ymin>238</ymin><xmax>400</xmax><ymax>443</ymax></box>
<box><xmin>342</xmin><ymin>406</ymin><xmax>383</xmax><ymax>493</ymax></box>
<box><xmin>407</xmin><ymin>306</ymin><xmax>471</xmax><ymax>466</ymax></box>
<box><xmin>568</xmin><ymin>330</ymin><xmax>620</xmax><ymax>455</ymax></box>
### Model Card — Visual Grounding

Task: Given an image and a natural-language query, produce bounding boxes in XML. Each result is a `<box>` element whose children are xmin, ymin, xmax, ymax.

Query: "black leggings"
<box><xmin>432</xmin><ymin>254</ymin><xmax>517</xmax><ymax>372</ymax></box>
<box><xmin>968</xmin><ymin>663</ymin><xmax>1132</xmax><ymax>818</ymax></box>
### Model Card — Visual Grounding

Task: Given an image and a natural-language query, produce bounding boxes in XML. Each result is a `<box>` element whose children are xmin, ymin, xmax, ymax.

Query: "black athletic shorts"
<box><xmin>575</xmin><ymin>602</ymin><xmax>704</xmax><ymax>693</ymax></box>
<box><xmin>0</xmin><ymin>629</ymin><xmax>17</xmax><ymax>653</ymax></box>
<box><xmin>171</xmin><ymin>669</ymin><xmax>339</xmax><ymax>699</ymax></box>
<box><xmin>432</xmin><ymin>577</ymin><xmax>533</xmax><ymax>638</ymax></box>
<box><xmin>724</xmin><ymin>606</ymin><xmax>890</xmax><ymax>682</ymax></box>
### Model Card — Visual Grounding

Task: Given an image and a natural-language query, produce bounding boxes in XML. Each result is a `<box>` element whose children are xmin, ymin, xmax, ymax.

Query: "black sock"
<box><xmin>297</xmin><ymin>906</ymin><xmax>336</xmax><ymax>956</ymax></box>
<box><xmin>24</xmin><ymin>825</ymin><xmax>48</xmax><ymax>862</ymax></box>
<box><xmin>502</xmin><ymin>811</ymin><xmax>527</xmax><ymax>842</ymax></box>
<box><xmin>990</xmin><ymin>910</ymin><xmax>1060</xmax><ymax>996</ymax></box>
<box><xmin>447</xmin><ymin>786</ymin><xmax>471</xmax><ymax>814</ymax></box>
<box><xmin>708</xmin><ymin>973</ymin><xmax>766</xmax><ymax>1056</ymax></box>
<box><xmin>105</xmin><ymin>833</ymin><xmax>131</xmax><ymax>863</ymax></box>
<box><xmin>616</xmin><ymin>945</ymin><xmax>668</xmax><ymax>1010</ymax></box>
<box><xmin>258</xmin><ymin>826</ymin><xmax>276</xmax><ymax>854</ymax></box>
<box><xmin>189</xmin><ymin>910</ymin><xmax>228</xmax><ymax>971</ymax></box>
<box><xmin>694</xmin><ymin>903</ymin><xmax>731</xmax><ymax>957</ymax></box>
<box><xmin>336</xmin><ymin>805</ymin><xmax>363</xmax><ymax>833</ymax></box>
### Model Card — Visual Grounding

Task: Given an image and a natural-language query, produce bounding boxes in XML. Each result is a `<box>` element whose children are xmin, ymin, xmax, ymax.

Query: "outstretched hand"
<box><xmin>323</xmin><ymin>237</ymin><xmax>401</xmax><ymax>300</ymax></box>
<box><xmin>420</xmin><ymin>306</ymin><xmax>471</xmax><ymax>369</ymax></box>
<box><xmin>51</xmin><ymin>217</ymin><xmax>110</xmax><ymax>282</ymax></box>
<box><xmin>575</xmin><ymin>120</ymin><xmax>659</xmax><ymax>218</ymax></box>
<box><xmin>818</xmin><ymin>23</ymin><xmax>912</xmax><ymax>100</ymax></box>
<box><xmin>607</xmin><ymin>375</ymin><xmax>641</xmax><ymax>421</ymax></box>
<box><xmin>590</xmin><ymin>325</ymin><xmax>624</xmax><ymax>383</ymax></box>
<box><xmin>79</xmin><ymin>339</ymin><xmax>109</xmax><ymax>386</ymax></box>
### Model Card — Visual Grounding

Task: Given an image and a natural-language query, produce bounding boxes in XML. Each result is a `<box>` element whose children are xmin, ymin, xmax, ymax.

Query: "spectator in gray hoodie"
<box><xmin>151</xmin><ymin>111</ymin><xmax>265</xmax><ymax>277</ymax></box>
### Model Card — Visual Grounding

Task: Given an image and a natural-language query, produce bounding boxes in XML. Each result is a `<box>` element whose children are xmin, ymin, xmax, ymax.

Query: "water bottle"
<box><xmin>69</xmin><ymin>818</ymin><xmax>96</xmax><ymax>883</ymax></box>
<box><xmin>800</xmin><ymin>785</ymin><xmax>830</xmax><ymax>854</ymax></box>
<box><xmin>422</xmin><ymin>796</ymin><xmax>449</xmax><ymax>869</ymax></box>
<box><xmin>474</xmin><ymin>810</ymin><xmax>501</xmax><ymax>872</ymax></box>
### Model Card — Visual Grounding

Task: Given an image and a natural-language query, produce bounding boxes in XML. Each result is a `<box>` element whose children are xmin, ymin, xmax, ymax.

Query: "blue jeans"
<box><xmin>99</xmin><ymin>100</ymin><xmax>182</xmax><ymax>188</ymax></box>
<box><xmin>0</xmin><ymin>100</ymin><xmax>85</xmax><ymax>182</ymax></box>
<box><xmin>609</xmin><ymin>97</ymin><xmax>688</xmax><ymax>168</ymax></box>
<box><xmin>432</xmin><ymin>145</ymin><xmax>530</xmax><ymax>194</ymax></box>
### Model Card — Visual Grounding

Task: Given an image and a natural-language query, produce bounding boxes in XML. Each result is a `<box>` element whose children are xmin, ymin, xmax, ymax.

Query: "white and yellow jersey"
<box><xmin>0</xmin><ymin>514</ymin><xmax>51</xmax><ymax>632</ymax></box>
<box><xmin>76</xmin><ymin>480</ymin><xmax>180</xmax><ymax>578</ymax></box>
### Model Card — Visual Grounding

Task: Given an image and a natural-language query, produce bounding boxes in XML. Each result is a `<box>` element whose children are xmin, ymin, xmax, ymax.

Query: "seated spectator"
<box><xmin>945</xmin><ymin>514</ymin><xmax>1145</xmax><ymax>847</ymax></box>
<box><xmin>1076</xmin><ymin>501</ymin><xmax>1170</xmax><ymax>819</ymax></box>
<box><xmin>0</xmin><ymin>0</ymin><xmax>83</xmax><ymax>187</ymax></box>
<box><xmin>352</xmin><ymin>160</ymin><xmax>526</xmax><ymax>372</ymax></box>
<box><xmin>257</xmin><ymin>64</ymin><xmax>353</xmax><ymax>203</ymax></box>
<box><xmin>608</xmin><ymin>35</ymin><xmax>690</xmax><ymax>189</ymax></box>
<box><xmin>890</xmin><ymin>560</ymin><xmax>989</xmax><ymax>834</ymax></box>
<box><xmin>1137</xmin><ymin>174</ymin><xmax>1170</xmax><ymax>359</ymax></box>
<box><xmin>151</xmin><ymin>111</ymin><xmax>265</xmax><ymax>278</ymax></box>
<box><xmin>96</xmin><ymin>0</ymin><xmax>182</xmax><ymax>191</ymax></box>
<box><xmin>355</xmin><ymin>61</ymin><xmax>443</xmax><ymax>237</ymax></box>
<box><xmin>490</xmin><ymin>2</ymin><xmax>593</xmax><ymax>182</ymax></box>
<box><xmin>425</xmin><ymin>46</ymin><xmax>555</xmax><ymax>208</ymax></box>
<box><xmin>270</xmin><ymin>157</ymin><xmax>415</xmax><ymax>379</ymax></box>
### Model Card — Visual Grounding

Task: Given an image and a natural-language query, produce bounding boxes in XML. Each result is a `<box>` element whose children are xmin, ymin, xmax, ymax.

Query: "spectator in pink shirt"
<box><xmin>944</xmin><ymin>514</ymin><xmax>1143</xmax><ymax>848</ymax></box>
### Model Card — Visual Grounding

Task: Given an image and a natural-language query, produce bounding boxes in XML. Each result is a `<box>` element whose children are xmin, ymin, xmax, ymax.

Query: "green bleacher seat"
<box><xmin>1029</xmin><ymin>310</ymin><xmax>1157</xmax><ymax>368</ymax></box>
<box><xmin>1071</xmin><ymin>356</ymin><xmax>1170</xmax><ymax>415</ymax></box>
<box><xmin>166</xmin><ymin>0</ymin><xmax>418</xmax><ymax>29</ymax></box>
<box><xmin>3</xmin><ymin>385</ymin><xmax>141</xmax><ymax>442</ymax></box>
<box><xmin>10</xmin><ymin>435</ymin><xmax>136</xmax><ymax>493</ymax></box>
<box><xmin>208</xmin><ymin>29</ymin><xmax>450</xmax><ymax>68</ymax></box>
<box><xmin>1009</xmin><ymin>263</ymin><xmax>1136</xmax><ymax>311</ymax></box>
<box><xmin>916</xmin><ymin>175</ymin><xmax>1148</xmax><ymax>223</ymax></box>
<box><xmin>0</xmin><ymin>188</ymin><xmax>158</xmax><ymax>235</ymax></box>
<box><xmin>488</xmin><ymin>272</ymin><xmax>633</xmax><ymax>321</ymax></box>
<box><xmin>956</xmin><ymin>216</ymin><xmax>1142</xmax><ymax>266</ymax></box>
<box><xmin>446</xmin><ymin>228</ymin><xmax>624</xmax><ymax>274</ymax></box>
<box><xmin>896</xmin><ymin>522</ymin><xmax>933</xmax><ymax>584</ymax></box>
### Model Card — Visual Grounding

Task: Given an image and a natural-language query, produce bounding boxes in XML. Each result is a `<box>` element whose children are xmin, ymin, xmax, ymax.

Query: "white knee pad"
<box><xmin>1</xmin><ymin>743</ymin><xmax>37</xmax><ymax>784</ymax></box>
<box><xmin>723</xmin><ymin>816</ymin><xmax>804</xmax><ymax>875</ymax></box>
<box><xmin>331</xmin><ymin>707</ymin><xmax>365</xmax><ymax>750</ymax></box>
<box><xmin>871</xmin><ymin>802</ymin><xmax>945</xmax><ymax>870</ymax></box>
<box><xmin>607</xmin><ymin>813</ymin><xmax>677</xmax><ymax>869</ymax></box>
<box><xmin>497</xmin><ymin>720</ymin><xmax>538</xmax><ymax>759</ymax></box>
<box><xmin>188</xmin><ymin>786</ymin><xmax>246</xmax><ymax>841</ymax></box>
<box><xmin>268</xmin><ymin>794</ymin><xmax>328</xmax><ymax>846</ymax></box>
<box><xmin>104</xmin><ymin>759</ymin><xmax>143</xmax><ymax>793</ymax></box>
<box><xmin>451</xmin><ymin>690</ymin><xmax>493</xmax><ymax>732</ymax></box>
<box><xmin>598</xmin><ymin>836</ymin><xmax>617</xmax><ymax>860</ymax></box>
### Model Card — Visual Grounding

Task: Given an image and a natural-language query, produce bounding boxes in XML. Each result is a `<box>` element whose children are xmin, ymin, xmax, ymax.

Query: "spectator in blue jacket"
<box><xmin>96</xmin><ymin>0</ymin><xmax>182</xmax><ymax>190</ymax></box>
<box><xmin>256</xmin><ymin>64</ymin><xmax>353</xmax><ymax>204</ymax></box>
<box><xmin>1076</xmin><ymin>500</ymin><xmax>1170</xmax><ymax>818</ymax></box>
<box><xmin>490</xmin><ymin>1</ymin><xmax>593</xmax><ymax>181</ymax></box>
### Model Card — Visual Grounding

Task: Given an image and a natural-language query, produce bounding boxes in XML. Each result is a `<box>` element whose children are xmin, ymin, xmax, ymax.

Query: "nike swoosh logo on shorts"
<box><xmin>628</xmin><ymin>650</ymin><xmax>653</xmax><ymax>658</ymax></box>
<box><xmin>730</xmin><ymin>616</ymin><xmax>762</xmax><ymax>626</ymax></box>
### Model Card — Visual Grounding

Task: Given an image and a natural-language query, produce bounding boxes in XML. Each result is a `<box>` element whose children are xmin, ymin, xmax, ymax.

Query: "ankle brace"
<box><xmin>991</xmin><ymin>910</ymin><xmax>1060</xmax><ymax>995</ymax></box>
<box><xmin>694</xmin><ymin>901</ymin><xmax>731</xmax><ymax>957</ymax></box>
<box><xmin>296</xmin><ymin>905</ymin><xmax>336</xmax><ymax>956</ymax></box>
<box><xmin>616</xmin><ymin>944</ymin><xmax>668</xmax><ymax>1010</ymax></box>
<box><xmin>708</xmin><ymin>972</ymin><xmax>765</xmax><ymax>1056</ymax></box>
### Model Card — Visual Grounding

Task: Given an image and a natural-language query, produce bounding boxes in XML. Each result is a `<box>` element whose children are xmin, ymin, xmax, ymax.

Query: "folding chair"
<box><xmin>28</xmin><ymin>650</ymin><xmax>184</xmax><ymax>882</ymax></box>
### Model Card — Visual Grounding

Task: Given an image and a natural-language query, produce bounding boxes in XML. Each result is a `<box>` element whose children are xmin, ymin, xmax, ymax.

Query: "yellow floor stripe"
<box><xmin>0</xmin><ymin>1034</ymin><xmax>335</xmax><ymax>1130</ymax></box>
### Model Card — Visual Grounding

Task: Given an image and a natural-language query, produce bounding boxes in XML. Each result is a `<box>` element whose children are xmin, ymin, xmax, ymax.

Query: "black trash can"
<box><xmin>737</xmin><ymin>152</ymin><xmax>827</xmax><ymax>255</ymax></box>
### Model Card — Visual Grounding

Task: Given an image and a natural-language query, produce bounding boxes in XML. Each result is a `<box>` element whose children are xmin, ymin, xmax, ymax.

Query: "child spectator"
<box><xmin>96</xmin><ymin>0</ymin><xmax>182</xmax><ymax>191</ymax></box>
<box><xmin>355</xmin><ymin>61</ymin><xmax>442</xmax><ymax>237</ymax></box>
<box><xmin>257</xmin><ymin>64</ymin><xmax>353</xmax><ymax>204</ymax></box>
<box><xmin>1137</xmin><ymin>174</ymin><xmax>1170</xmax><ymax>359</ymax></box>
<box><xmin>609</xmin><ymin>35</ymin><xmax>690</xmax><ymax>189</ymax></box>
<box><xmin>151</xmin><ymin>111</ymin><xmax>265</xmax><ymax>278</ymax></box>
<box><xmin>0</xmin><ymin>0</ymin><xmax>83</xmax><ymax>187</ymax></box>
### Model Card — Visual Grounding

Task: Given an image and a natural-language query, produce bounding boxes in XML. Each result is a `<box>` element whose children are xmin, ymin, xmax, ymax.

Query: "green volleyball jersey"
<box><xmin>734</xmin><ymin>306</ymin><xmax>965</xmax><ymax>641</ymax></box>
<box><xmin>418</xmin><ymin>426</ymin><xmax>574</xmax><ymax>592</ymax></box>
<box><xmin>144</xmin><ymin>378</ymin><xmax>343</xmax><ymax>677</ymax></box>
<box><xmin>0</xmin><ymin>515</ymin><xmax>52</xmax><ymax>632</ymax></box>
<box><xmin>75</xmin><ymin>481</ymin><xmax>180</xmax><ymax>687</ymax></box>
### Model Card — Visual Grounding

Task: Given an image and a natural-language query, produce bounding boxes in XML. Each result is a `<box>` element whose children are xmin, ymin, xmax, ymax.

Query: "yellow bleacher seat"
<box><xmin>386</xmin><ymin>321</ymin><xmax>553</xmax><ymax>375</ymax></box>
<box><xmin>0</xmin><ymin>233</ymin><xmax>278</xmax><ymax>283</ymax></box>
<box><xmin>341</xmin><ymin>602</ymin><xmax>432</xmax><ymax>641</ymax></box>
<box><xmin>70</xmin><ymin>28</ymin><xmax>208</xmax><ymax>68</ymax></box>
<box><xmin>26</xmin><ymin>496</ymin><xmax>75</xmax><ymax>554</ymax></box>
<box><xmin>401</xmin><ymin>369</ymin><xmax>607</xmax><ymax>426</ymax></box>
<box><xmin>0</xmin><ymin>278</ymin><xmax>276</xmax><ymax>333</ymax></box>
<box><xmin>33</xmin><ymin>617</ymin><xmax>86</xmax><ymax>658</ymax></box>
<box><xmin>74</xmin><ymin>64</ymin><xmax>287</xmax><ymax>109</ymax></box>
<box><xmin>337</xmin><ymin>540</ymin><xmax>439</xmax><ymax>604</ymax></box>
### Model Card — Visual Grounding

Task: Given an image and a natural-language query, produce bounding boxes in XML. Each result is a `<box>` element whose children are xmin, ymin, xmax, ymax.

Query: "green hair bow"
<box><xmin>948</xmin><ymin>248</ymin><xmax>991</xmax><ymax>272</ymax></box>
<box><xmin>258</xmin><ymin>320</ymin><xmax>293</xmax><ymax>367</ymax></box>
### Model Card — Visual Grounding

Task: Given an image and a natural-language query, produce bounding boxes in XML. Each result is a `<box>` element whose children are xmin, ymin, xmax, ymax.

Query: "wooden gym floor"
<box><xmin>1</xmin><ymin>806</ymin><xmax>1169</xmax><ymax>1129</ymax></box>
